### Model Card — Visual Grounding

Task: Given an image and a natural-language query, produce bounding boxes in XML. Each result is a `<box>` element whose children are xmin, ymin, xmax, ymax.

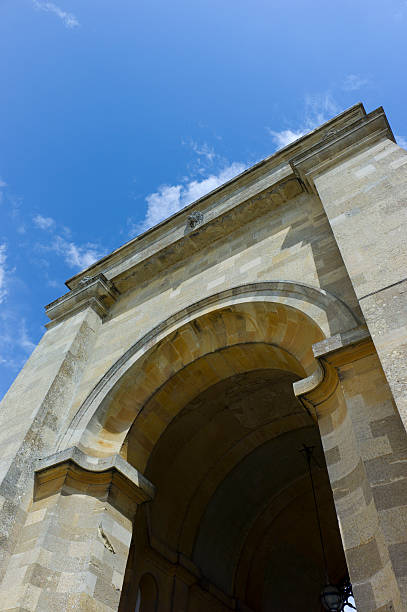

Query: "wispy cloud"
<box><xmin>0</xmin><ymin>244</ymin><xmax>7</xmax><ymax>304</ymax></box>
<box><xmin>268</xmin><ymin>92</ymin><xmax>341</xmax><ymax>150</ymax></box>
<box><xmin>0</xmin><ymin>314</ymin><xmax>36</xmax><ymax>371</ymax></box>
<box><xmin>188</xmin><ymin>141</ymin><xmax>216</xmax><ymax>163</ymax></box>
<box><xmin>33</xmin><ymin>214</ymin><xmax>56</xmax><ymax>230</ymax></box>
<box><xmin>0</xmin><ymin>246</ymin><xmax>36</xmax><ymax>372</ymax></box>
<box><xmin>396</xmin><ymin>134</ymin><xmax>407</xmax><ymax>149</ymax></box>
<box><xmin>342</xmin><ymin>74</ymin><xmax>368</xmax><ymax>91</ymax></box>
<box><xmin>394</xmin><ymin>0</ymin><xmax>407</xmax><ymax>20</ymax></box>
<box><xmin>0</xmin><ymin>178</ymin><xmax>6</xmax><ymax>205</ymax></box>
<box><xmin>32</xmin><ymin>0</ymin><xmax>79</xmax><ymax>28</ymax></box>
<box><xmin>17</xmin><ymin>319</ymin><xmax>36</xmax><ymax>354</ymax></box>
<box><xmin>135</xmin><ymin>162</ymin><xmax>246</xmax><ymax>233</ymax></box>
<box><xmin>33</xmin><ymin>215</ymin><xmax>106</xmax><ymax>270</ymax></box>
<box><xmin>50</xmin><ymin>236</ymin><xmax>106</xmax><ymax>269</ymax></box>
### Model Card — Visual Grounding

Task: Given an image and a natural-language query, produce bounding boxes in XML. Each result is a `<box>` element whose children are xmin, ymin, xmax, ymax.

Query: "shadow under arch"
<box><xmin>60</xmin><ymin>281</ymin><xmax>359</xmax><ymax>459</ymax></box>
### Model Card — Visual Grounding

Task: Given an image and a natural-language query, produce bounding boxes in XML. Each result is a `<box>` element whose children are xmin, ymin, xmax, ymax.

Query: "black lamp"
<box><xmin>321</xmin><ymin>584</ymin><xmax>343</xmax><ymax>611</ymax></box>
<box><xmin>301</xmin><ymin>445</ymin><xmax>356</xmax><ymax>612</ymax></box>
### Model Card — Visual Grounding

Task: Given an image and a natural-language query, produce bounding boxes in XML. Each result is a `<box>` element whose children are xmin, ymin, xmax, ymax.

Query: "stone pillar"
<box><xmin>296</xmin><ymin>327</ymin><xmax>407</xmax><ymax>611</ymax></box>
<box><xmin>292</xmin><ymin>106</ymin><xmax>407</xmax><ymax>433</ymax></box>
<box><xmin>0</xmin><ymin>447</ymin><xmax>154</xmax><ymax>611</ymax></box>
<box><xmin>0</xmin><ymin>274</ymin><xmax>118</xmax><ymax>582</ymax></box>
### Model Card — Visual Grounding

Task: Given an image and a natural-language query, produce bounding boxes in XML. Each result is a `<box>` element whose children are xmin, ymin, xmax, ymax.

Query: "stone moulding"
<box><xmin>59</xmin><ymin>103</ymin><xmax>384</xmax><ymax>297</ymax></box>
<box><xmin>43</xmin><ymin>106</ymin><xmax>392</xmax><ymax>302</ymax></box>
<box><xmin>69</xmin><ymin>175</ymin><xmax>303</xmax><ymax>295</ymax></box>
<box><xmin>294</xmin><ymin>325</ymin><xmax>375</xmax><ymax>420</ymax></box>
<box><xmin>64</xmin><ymin>162</ymin><xmax>297</xmax><ymax>292</ymax></box>
<box><xmin>45</xmin><ymin>273</ymin><xmax>120</xmax><ymax>326</ymax></box>
<box><xmin>35</xmin><ymin>446</ymin><xmax>155</xmax><ymax>514</ymax></box>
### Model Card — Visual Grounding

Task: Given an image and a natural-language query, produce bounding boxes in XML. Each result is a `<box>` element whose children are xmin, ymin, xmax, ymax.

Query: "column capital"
<box><xmin>35</xmin><ymin>446</ymin><xmax>155</xmax><ymax>518</ymax></box>
<box><xmin>290</xmin><ymin>106</ymin><xmax>395</xmax><ymax>193</ymax></box>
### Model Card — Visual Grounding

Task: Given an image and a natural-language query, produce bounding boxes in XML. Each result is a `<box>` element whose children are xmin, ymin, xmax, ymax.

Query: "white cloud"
<box><xmin>0</xmin><ymin>178</ymin><xmax>6</xmax><ymax>188</ymax></box>
<box><xmin>0</xmin><ymin>244</ymin><xmax>7</xmax><ymax>304</ymax></box>
<box><xmin>342</xmin><ymin>74</ymin><xmax>368</xmax><ymax>91</ymax></box>
<box><xmin>268</xmin><ymin>128</ymin><xmax>309</xmax><ymax>148</ymax></box>
<box><xmin>396</xmin><ymin>134</ymin><xmax>407</xmax><ymax>149</ymax></box>
<box><xmin>33</xmin><ymin>214</ymin><xmax>56</xmax><ymax>230</ymax></box>
<box><xmin>33</xmin><ymin>213</ymin><xmax>106</xmax><ymax>271</ymax></box>
<box><xmin>32</xmin><ymin>1</ymin><xmax>79</xmax><ymax>28</ymax></box>
<box><xmin>50</xmin><ymin>236</ymin><xmax>106</xmax><ymax>269</ymax></box>
<box><xmin>138</xmin><ymin>162</ymin><xmax>246</xmax><ymax>232</ymax></box>
<box><xmin>269</xmin><ymin>93</ymin><xmax>342</xmax><ymax>150</ymax></box>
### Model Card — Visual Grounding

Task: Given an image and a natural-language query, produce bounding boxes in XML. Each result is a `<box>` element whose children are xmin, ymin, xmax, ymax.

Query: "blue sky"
<box><xmin>0</xmin><ymin>0</ymin><xmax>406</xmax><ymax>405</ymax></box>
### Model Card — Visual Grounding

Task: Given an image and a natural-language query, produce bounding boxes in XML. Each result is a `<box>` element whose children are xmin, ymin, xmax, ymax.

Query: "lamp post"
<box><xmin>301</xmin><ymin>445</ymin><xmax>356</xmax><ymax>612</ymax></box>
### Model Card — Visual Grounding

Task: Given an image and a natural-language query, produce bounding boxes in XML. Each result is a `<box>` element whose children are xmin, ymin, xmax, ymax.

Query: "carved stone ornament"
<box><xmin>322</xmin><ymin>128</ymin><xmax>338</xmax><ymax>141</ymax></box>
<box><xmin>187</xmin><ymin>210</ymin><xmax>204</xmax><ymax>229</ymax></box>
<box><xmin>78</xmin><ymin>275</ymin><xmax>94</xmax><ymax>286</ymax></box>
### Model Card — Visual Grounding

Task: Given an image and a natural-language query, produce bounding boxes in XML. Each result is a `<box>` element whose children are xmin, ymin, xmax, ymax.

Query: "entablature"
<box><xmin>46</xmin><ymin>103</ymin><xmax>394</xmax><ymax>318</ymax></box>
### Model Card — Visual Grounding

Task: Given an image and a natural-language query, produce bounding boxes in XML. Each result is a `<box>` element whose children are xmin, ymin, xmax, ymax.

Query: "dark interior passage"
<box><xmin>123</xmin><ymin>368</ymin><xmax>348</xmax><ymax>611</ymax></box>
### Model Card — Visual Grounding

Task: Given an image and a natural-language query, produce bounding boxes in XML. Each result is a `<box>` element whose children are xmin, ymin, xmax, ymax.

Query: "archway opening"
<box><xmin>78</xmin><ymin>301</ymin><xmax>353</xmax><ymax>611</ymax></box>
<box><xmin>121</xmin><ymin>365</ymin><xmax>348</xmax><ymax>611</ymax></box>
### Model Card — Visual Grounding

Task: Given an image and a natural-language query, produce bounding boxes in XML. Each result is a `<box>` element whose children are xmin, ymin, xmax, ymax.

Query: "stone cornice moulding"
<box><xmin>44</xmin><ymin>273</ymin><xmax>120</xmax><ymax>326</ymax></box>
<box><xmin>290</xmin><ymin>106</ymin><xmax>395</xmax><ymax>193</ymax></box>
<box><xmin>66</xmin><ymin>169</ymin><xmax>303</xmax><ymax>295</ymax></box>
<box><xmin>35</xmin><ymin>446</ymin><xmax>155</xmax><ymax>517</ymax></box>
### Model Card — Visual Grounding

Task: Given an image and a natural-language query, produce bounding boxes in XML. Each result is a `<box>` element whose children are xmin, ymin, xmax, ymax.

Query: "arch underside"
<box><xmin>130</xmin><ymin>368</ymin><xmax>347</xmax><ymax>611</ymax></box>
<box><xmin>100</xmin><ymin>298</ymin><xmax>352</xmax><ymax>611</ymax></box>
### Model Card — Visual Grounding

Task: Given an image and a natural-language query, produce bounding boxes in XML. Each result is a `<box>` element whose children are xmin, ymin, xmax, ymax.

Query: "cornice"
<box><xmin>290</xmin><ymin>106</ymin><xmax>395</xmax><ymax>192</ymax></box>
<box><xmin>65</xmin><ymin>166</ymin><xmax>302</xmax><ymax>295</ymax></box>
<box><xmin>35</xmin><ymin>446</ymin><xmax>155</xmax><ymax>517</ymax></box>
<box><xmin>45</xmin><ymin>273</ymin><xmax>120</xmax><ymax>326</ymax></box>
<box><xmin>45</xmin><ymin>104</ymin><xmax>394</xmax><ymax>306</ymax></box>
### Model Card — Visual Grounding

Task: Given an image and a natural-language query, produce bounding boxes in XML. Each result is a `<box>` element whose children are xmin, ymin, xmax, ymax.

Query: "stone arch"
<box><xmin>135</xmin><ymin>573</ymin><xmax>159</xmax><ymax>612</ymax></box>
<box><xmin>55</xmin><ymin>283</ymin><xmax>365</xmax><ymax>609</ymax></box>
<box><xmin>61</xmin><ymin>281</ymin><xmax>359</xmax><ymax>458</ymax></box>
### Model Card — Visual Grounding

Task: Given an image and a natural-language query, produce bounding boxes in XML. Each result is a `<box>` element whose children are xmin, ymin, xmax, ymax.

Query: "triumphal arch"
<box><xmin>1</xmin><ymin>104</ymin><xmax>407</xmax><ymax>612</ymax></box>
